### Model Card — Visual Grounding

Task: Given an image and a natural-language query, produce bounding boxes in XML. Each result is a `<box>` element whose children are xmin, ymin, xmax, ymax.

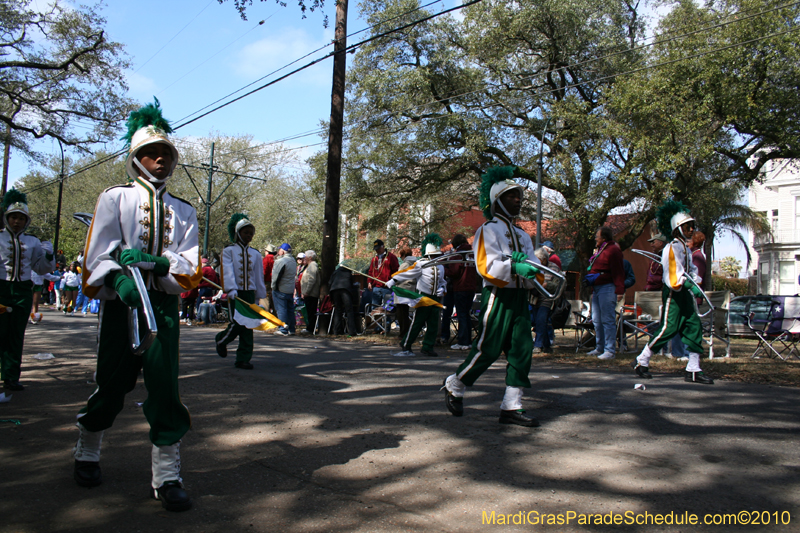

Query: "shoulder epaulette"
<box><xmin>103</xmin><ymin>183</ymin><xmax>134</xmax><ymax>193</ymax></box>
<box><xmin>166</xmin><ymin>193</ymin><xmax>192</xmax><ymax>207</ymax></box>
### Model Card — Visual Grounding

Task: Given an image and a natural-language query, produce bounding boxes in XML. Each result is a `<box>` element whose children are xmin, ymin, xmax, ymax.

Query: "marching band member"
<box><xmin>632</xmin><ymin>200</ymin><xmax>713</xmax><ymax>384</ymax></box>
<box><xmin>441</xmin><ymin>166</ymin><xmax>543</xmax><ymax>427</ymax></box>
<box><xmin>215</xmin><ymin>213</ymin><xmax>267</xmax><ymax>369</ymax></box>
<box><xmin>72</xmin><ymin>99</ymin><xmax>201</xmax><ymax>512</ymax></box>
<box><xmin>386</xmin><ymin>233</ymin><xmax>447</xmax><ymax>358</ymax></box>
<box><xmin>0</xmin><ymin>190</ymin><xmax>55</xmax><ymax>390</ymax></box>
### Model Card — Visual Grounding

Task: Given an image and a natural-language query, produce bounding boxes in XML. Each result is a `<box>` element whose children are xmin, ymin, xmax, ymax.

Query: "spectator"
<box><xmin>271</xmin><ymin>243</ymin><xmax>297</xmax><ymax>335</ymax></box>
<box><xmin>197</xmin><ymin>291</ymin><xmax>221</xmax><ymax>325</ymax></box>
<box><xmin>623</xmin><ymin>259</ymin><xmax>636</xmax><ymax>291</ymax></box>
<box><xmin>393</xmin><ymin>246</ymin><xmax>416</xmax><ymax>341</ymax></box>
<box><xmin>542</xmin><ymin>241</ymin><xmax>561</xmax><ymax>270</ymax></box>
<box><xmin>644</xmin><ymin>233</ymin><xmax>667</xmax><ymax>292</ymax></box>
<box><xmin>180</xmin><ymin>287</ymin><xmax>198</xmax><ymax>325</ymax></box>
<box><xmin>197</xmin><ymin>256</ymin><xmax>218</xmax><ymax>311</ymax></box>
<box><xmin>531</xmin><ymin>247</ymin><xmax>562</xmax><ymax>354</ymax></box>
<box><xmin>367</xmin><ymin>239</ymin><xmax>399</xmax><ymax>308</ymax></box>
<box><xmin>446</xmin><ymin>234</ymin><xmax>477</xmax><ymax>350</ymax></box>
<box><xmin>262</xmin><ymin>244</ymin><xmax>277</xmax><ymax>313</ymax></box>
<box><xmin>329</xmin><ymin>265</ymin><xmax>358</xmax><ymax>336</ymax></box>
<box><xmin>300</xmin><ymin>250</ymin><xmax>321</xmax><ymax>334</ymax></box>
<box><xmin>62</xmin><ymin>262</ymin><xmax>81</xmax><ymax>316</ymax></box>
<box><xmin>586</xmin><ymin>226</ymin><xmax>625</xmax><ymax>360</ymax></box>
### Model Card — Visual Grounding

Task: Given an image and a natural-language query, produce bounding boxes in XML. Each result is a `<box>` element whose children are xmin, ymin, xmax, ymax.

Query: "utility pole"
<box><xmin>54</xmin><ymin>140</ymin><xmax>65</xmax><ymax>254</ymax></box>
<box><xmin>1</xmin><ymin>124</ymin><xmax>10</xmax><ymax>198</ymax></box>
<box><xmin>203</xmin><ymin>142</ymin><xmax>215</xmax><ymax>256</ymax></box>
<box><xmin>320</xmin><ymin>0</ymin><xmax>348</xmax><ymax>293</ymax></box>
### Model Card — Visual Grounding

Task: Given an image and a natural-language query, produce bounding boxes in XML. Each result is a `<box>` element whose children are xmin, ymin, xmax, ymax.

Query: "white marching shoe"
<box><xmin>151</xmin><ymin>442</ymin><xmax>192</xmax><ymax>512</ymax></box>
<box><xmin>73</xmin><ymin>422</ymin><xmax>104</xmax><ymax>487</ymax></box>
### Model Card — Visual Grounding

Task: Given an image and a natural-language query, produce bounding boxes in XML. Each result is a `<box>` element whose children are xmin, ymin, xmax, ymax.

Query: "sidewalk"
<box><xmin>2</xmin><ymin>308</ymin><xmax>799</xmax><ymax>532</ymax></box>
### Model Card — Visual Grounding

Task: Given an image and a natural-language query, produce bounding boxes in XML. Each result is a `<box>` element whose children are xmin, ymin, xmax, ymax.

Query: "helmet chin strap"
<box><xmin>133</xmin><ymin>157</ymin><xmax>170</xmax><ymax>184</ymax></box>
<box><xmin>495</xmin><ymin>200</ymin><xmax>514</xmax><ymax>218</ymax></box>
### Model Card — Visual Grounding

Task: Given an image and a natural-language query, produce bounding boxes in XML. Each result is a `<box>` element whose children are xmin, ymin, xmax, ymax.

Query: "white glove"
<box><xmin>385</xmin><ymin>279</ymin><xmax>395</xmax><ymax>289</ymax></box>
<box><xmin>128</xmin><ymin>261</ymin><xmax>156</xmax><ymax>270</ymax></box>
<box><xmin>40</xmin><ymin>240</ymin><xmax>53</xmax><ymax>254</ymax></box>
<box><xmin>436</xmin><ymin>288</ymin><xmax>445</xmax><ymax>297</ymax></box>
<box><xmin>227</xmin><ymin>289</ymin><xmax>238</xmax><ymax>301</ymax></box>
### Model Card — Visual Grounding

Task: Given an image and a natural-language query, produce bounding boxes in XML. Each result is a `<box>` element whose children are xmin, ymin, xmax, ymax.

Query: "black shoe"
<box><xmin>421</xmin><ymin>350</ymin><xmax>439</xmax><ymax>357</ymax></box>
<box><xmin>74</xmin><ymin>460</ymin><xmax>102</xmax><ymax>487</ymax></box>
<box><xmin>235</xmin><ymin>361</ymin><xmax>254</xmax><ymax>370</ymax></box>
<box><xmin>685</xmin><ymin>371</ymin><xmax>714</xmax><ymax>384</ymax></box>
<box><xmin>150</xmin><ymin>481</ymin><xmax>192</xmax><ymax>512</ymax></box>
<box><xmin>499</xmin><ymin>409</ymin><xmax>540</xmax><ymax>427</ymax></box>
<box><xmin>216</xmin><ymin>342</ymin><xmax>227</xmax><ymax>358</ymax></box>
<box><xmin>3</xmin><ymin>380</ymin><xmax>24</xmax><ymax>391</ymax></box>
<box><xmin>631</xmin><ymin>360</ymin><xmax>652</xmax><ymax>379</ymax></box>
<box><xmin>442</xmin><ymin>378</ymin><xmax>463</xmax><ymax>417</ymax></box>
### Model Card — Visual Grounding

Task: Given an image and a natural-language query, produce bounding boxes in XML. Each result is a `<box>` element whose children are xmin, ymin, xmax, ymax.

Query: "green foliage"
<box><xmin>719</xmin><ymin>256</ymin><xmax>742</xmax><ymax>278</ymax></box>
<box><xmin>0</xmin><ymin>0</ymin><xmax>135</xmax><ymax>160</ymax></box>
<box><xmin>712</xmin><ymin>273</ymin><xmax>749</xmax><ymax>297</ymax></box>
<box><xmin>655</xmin><ymin>200</ymin><xmax>689</xmax><ymax>238</ymax></box>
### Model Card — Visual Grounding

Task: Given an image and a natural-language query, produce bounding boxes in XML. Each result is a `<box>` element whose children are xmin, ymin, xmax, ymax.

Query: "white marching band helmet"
<box><xmin>490</xmin><ymin>180</ymin><xmax>525</xmax><ymax>217</ymax></box>
<box><xmin>424</xmin><ymin>243</ymin><xmax>443</xmax><ymax>256</ymax></box>
<box><xmin>125</xmin><ymin>125</ymin><xmax>179</xmax><ymax>182</ymax></box>
<box><xmin>670</xmin><ymin>211</ymin><xmax>695</xmax><ymax>238</ymax></box>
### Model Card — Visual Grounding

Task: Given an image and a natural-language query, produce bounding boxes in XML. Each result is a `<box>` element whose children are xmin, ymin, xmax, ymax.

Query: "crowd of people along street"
<box><xmin>0</xmin><ymin>101</ymin><xmax>718</xmax><ymax>513</ymax></box>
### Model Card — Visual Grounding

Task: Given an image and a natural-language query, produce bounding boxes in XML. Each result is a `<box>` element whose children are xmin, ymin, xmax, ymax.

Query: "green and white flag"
<box><xmin>233</xmin><ymin>299</ymin><xmax>284</xmax><ymax>331</ymax></box>
<box><xmin>391</xmin><ymin>287</ymin><xmax>443</xmax><ymax>309</ymax></box>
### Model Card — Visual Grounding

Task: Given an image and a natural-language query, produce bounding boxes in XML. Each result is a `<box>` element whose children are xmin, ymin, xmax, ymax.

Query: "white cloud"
<box><xmin>126</xmin><ymin>71</ymin><xmax>159</xmax><ymax>99</ymax></box>
<box><xmin>232</xmin><ymin>28</ymin><xmax>333</xmax><ymax>87</ymax></box>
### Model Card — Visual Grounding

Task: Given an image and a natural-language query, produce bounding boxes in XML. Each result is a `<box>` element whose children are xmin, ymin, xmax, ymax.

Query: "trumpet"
<box><xmin>73</xmin><ymin>213</ymin><xmax>158</xmax><ymax>356</ymax></box>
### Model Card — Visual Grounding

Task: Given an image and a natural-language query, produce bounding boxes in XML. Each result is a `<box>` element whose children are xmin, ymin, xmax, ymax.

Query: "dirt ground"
<box><xmin>2</xmin><ymin>308</ymin><xmax>799</xmax><ymax>532</ymax></box>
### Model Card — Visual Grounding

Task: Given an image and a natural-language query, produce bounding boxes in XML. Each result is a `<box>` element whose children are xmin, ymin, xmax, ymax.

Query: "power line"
<box><xmin>133</xmin><ymin>0</ymin><xmax>216</xmax><ymax>74</ymax></box>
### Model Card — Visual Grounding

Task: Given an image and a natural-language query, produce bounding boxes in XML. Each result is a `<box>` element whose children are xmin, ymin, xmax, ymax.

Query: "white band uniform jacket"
<box><xmin>662</xmin><ymin>238</ymin><xmax>701</xmax><ymax>291</ymax></box>
<box><xmin>386</xmin><ymin>259</ymin><xmax>446</xmax><ymax>297</ymax></box>
<box><xmin>474</xmin><ymin>213</ymin><xmax>539</xmax><ymax>289</ymax></box>
<box><xmin>0</xmin><ymin>231</ymin><xmax>55</xmax><ymax>282</ymax></box>
<box><xmin>82</xmin><ymin>177</ymin><xmax>201</xmax><ymax>299</ymax></box>
<box><xmin>221</xmin><ymin>243</ymin><xmax>267</xmax><ymax>299</ymax></box>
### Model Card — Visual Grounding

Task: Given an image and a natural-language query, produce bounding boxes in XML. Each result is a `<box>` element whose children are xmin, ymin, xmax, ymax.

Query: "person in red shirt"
<box><xmin>367</xmin><ymin>239</ymin><xmax>399</xmax><ymax>307</ymax></box>
<box><xmin>445</xmin><ymin>234</ymin><xmax>477</xmax><ymax>350</ymax></box>
<box><xmin>262</xmin><ymin>244</ymin><xmax>277</xmax><ymax>313</ymax></box>
<box><xmin>585</xmin><ymin>226</ymin><xmax>625</xmax><ymax>360</ymax></box>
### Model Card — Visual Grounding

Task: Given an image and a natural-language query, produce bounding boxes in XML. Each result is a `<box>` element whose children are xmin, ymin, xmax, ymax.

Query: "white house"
<box><xmin>748</xmin><ymin>158</ymin><xmax>800</xmax><ymax>295</ymax></box>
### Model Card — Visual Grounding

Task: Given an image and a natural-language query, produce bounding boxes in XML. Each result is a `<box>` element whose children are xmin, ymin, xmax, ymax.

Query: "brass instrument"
<box><xmin>73</xmin><ymin>213</ymin><xmax>158</xmax><ymax>356</ymax></box>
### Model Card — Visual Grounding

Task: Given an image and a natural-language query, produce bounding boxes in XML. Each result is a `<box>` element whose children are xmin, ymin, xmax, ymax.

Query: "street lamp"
<box><xmin>536</xmin><ymin>116</ymin><xmax>553</xmax><ymax>249</ymax></box>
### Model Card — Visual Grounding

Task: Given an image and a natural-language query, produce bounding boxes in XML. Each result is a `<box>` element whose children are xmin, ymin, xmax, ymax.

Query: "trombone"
<box><xmin>74</xmin><ymin>213</ymin><xmax>158</xmax><ymax>356</ymax></box>
<box><xmin>418</xmin><ymin>251</ymin><xmax>566</xmax><ymax>300</ymax></box>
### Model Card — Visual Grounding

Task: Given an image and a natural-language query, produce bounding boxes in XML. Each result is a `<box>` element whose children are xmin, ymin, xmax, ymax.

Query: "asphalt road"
<box><xmin>2</xmin><ymin>308</ymin><xmax>799</xmax><ymax>532</ymax></box>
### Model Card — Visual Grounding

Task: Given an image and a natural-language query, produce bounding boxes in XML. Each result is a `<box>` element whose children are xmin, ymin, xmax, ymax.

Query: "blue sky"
<box><xmin>12</xmin><ymin>0</ymin><xmax>749</xmax><ymax>273</ymax></box>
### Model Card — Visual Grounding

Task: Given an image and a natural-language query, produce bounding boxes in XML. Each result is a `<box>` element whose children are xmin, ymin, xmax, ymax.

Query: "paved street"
<box><xmin>2</xmin><ymin>308</ymin><xmax>799</xmax><ymax>532</ymax></box>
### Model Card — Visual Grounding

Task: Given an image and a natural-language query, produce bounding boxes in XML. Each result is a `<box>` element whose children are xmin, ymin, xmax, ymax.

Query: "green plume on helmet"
<box><xmin>227</xmin><ymin>213</ymin><xmax>251</xmax><ymax>243</ymax></box>
<box><xmin>420</xmin><ymin>232</ymin><xmax>443</xmax><ymax>254</ymax></box>
<box><xmin>121</xmin><ymin>97</ymin><xmax>174</xmax><ymax>146</ymax></box>
<box><xmin>655</xmin><ymin>199</ymin><xmax>689</xmax><ymax>238</ymax></box>
<box><xmin>2</xmin><ymin>188</ymin><xmax>27</xmax><ymax>210</ymax></box>
<box><xmin>479</xmin><ymin>166</ymin><xmax>516</xmax><ymax>219</ymax></box>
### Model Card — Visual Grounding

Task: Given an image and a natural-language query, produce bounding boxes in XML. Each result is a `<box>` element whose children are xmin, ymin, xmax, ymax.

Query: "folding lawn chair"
<box><xmin>618</xmin><ymin>291</ymin><xmax>662</xmax><ymax>353</ymax></box>
<box><xmin>742</xmin><ymin>297</ymin><xmax>800</xmax><ymax>361</ymax></box>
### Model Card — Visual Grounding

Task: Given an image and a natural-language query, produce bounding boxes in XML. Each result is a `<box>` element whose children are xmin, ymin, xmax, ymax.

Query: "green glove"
<box><xmin>105</xmin><ymin>271</ymin><xmax>142</xmax><ymax>308</ymax></box>
<box><xmin>684</xmin><ymin>280</ymin><xmax>703</xmax><ymax>299</ymax></box>
<box><xmin>120</xmin><ymin>249</ymin><xmax>170</xmax><ymax>276</ymax></box>
<box><xmin>511</xmin><ymin>251</ymin><xmax>529</xmax><ymax>263</ymax></box>
<box><xmin>512</xmin><ymin>262</ymin><xmax>540</xmax><ymax>279</ymax></box>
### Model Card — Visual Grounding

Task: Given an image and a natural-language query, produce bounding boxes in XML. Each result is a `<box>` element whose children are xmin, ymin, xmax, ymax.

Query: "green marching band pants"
<box><xmin>0</xmin><ymin>279</ymin><xmax>34</xmax><ymax>383</ymax></box>
<box><xmin>456</xmin><ymin>286</ymin><xmax>533</xmax><ymax>388</ymax></box>
<box><xmin>77</xmin><ymin>291</ymin><xmax>191</xmax><ymax>447</ymax></box>
<box><xmin>401</xmin><ymin>295</ymin><xmax>441</xmax><ymax>352</ymax></box>
<box><xmin>648</xmin><ymin>285</ymin><xmax>704</xmax><ymax>354</ymax></box>
<box><xmin>215</xmin><ymin>289</ymin><xmax>255</xmax><ymax>364</ymax></box>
